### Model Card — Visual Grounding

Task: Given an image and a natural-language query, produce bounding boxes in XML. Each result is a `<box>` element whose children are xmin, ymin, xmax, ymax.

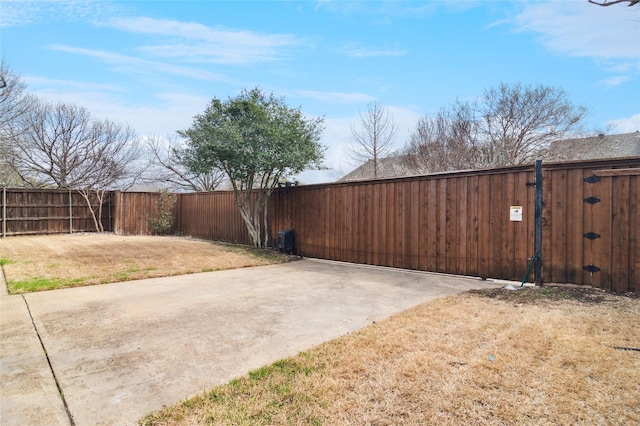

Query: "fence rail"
<box><xmin>2</xmin><ymin>157</ymin><xmax>638</xmax><ymax>293</ymax></box>
<box><xmin>1</xmin><ymin>188</ymin><xmax>113</xmax><ymax>237</ymax></box>
<box><xmin>273</xmin><ymin>157</ymin><xmax>639</xmax><ymax>292</ymax></box>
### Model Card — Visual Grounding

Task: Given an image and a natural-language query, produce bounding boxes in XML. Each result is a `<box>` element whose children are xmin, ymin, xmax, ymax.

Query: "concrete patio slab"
<box><xmin>2</xmin><ymin>259</ymin><xmax>501</xmax><ymax>425</ymax></box>
<box><xmin>0</xmin><ymin>295</ymin><xmax>69</xmax><ymax>425</ymax></box>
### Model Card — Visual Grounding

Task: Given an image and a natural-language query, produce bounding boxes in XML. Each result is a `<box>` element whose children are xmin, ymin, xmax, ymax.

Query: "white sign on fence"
<box><xmin>510</xmin><ymin>206</ymin><xmax>523</xmax><ymax>222</ymax></box>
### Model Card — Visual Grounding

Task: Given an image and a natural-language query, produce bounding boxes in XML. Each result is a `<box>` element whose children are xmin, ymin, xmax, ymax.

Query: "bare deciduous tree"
<box><xmin>0</xmin><ymin>60</ymin><xmax>31</xmax><ymax>133</ymax></box>
<box><xmin>404</xmin><ymin>103</ymin><xmax>479</xmax><ymax>174</ymax></box>
<box><xmin>403</xmin><ymin>83</ymin><xmax>588</xmax><ymax>173</ymax></box>
<box><xmin>7</xmin><ymin>99</ymin><xmax>143</xmax><ymax>231</ymax></box>
<box><xmin>143</xmin><ymin>134</ymin><xmax>225</xmax><ymax>192</ymax></box>
<box><xmin>476</xmin><ymin>83</ymin><xmax>588</xmax><ymax>167</ymax></box>
<box><xmin>346</xmin><ymin>101</ymin><xmax>397</xmax><ymax>178</ymax></box>
<box><xmin>0</xmin><ymin>59</ymin><xmax>34</xmax><ymax>186</ymax></box>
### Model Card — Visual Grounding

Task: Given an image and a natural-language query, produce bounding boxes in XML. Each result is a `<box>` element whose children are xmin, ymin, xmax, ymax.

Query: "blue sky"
<box><xmin>2</xmin><ymin>0</ymin><xmax>639</xmax><ymax>184</ymax></box>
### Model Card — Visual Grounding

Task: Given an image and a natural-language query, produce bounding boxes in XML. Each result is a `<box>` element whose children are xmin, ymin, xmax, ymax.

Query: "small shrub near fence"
<box><xmin>146</xmin><ymin>190</ymin><xmax>177</xmax><ymax>235</ymax></box>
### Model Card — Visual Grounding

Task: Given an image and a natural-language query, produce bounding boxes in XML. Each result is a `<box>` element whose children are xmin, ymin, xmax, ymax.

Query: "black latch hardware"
<box><xmin>583</xmin><ymin>232</ymin><xmax>601</xmax><ymax>240</ymax></box>
<box><xmin>584</xmin><ymin>196</ymin><xmax>601</xmax><ymax>204</ymax></box>
<box><xmin>277</xmin><ymin>181</ymin><xmax>299</xmax><ymax>194</ymax></box>
<box><xmin>584</xmin><ymin>175</ymin><xmax>601</xmax><ymax>184</ymax></box>
<box><xmin>583</xmin><ymin>265</ymin><xmax>600</xmax><ymax>273</ymax></box>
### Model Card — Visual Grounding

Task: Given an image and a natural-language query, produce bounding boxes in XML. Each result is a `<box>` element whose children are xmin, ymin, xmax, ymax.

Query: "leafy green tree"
<box><xmin>178</xmin><ymin>88</ymin><xmax>325</xmax><ymax>247</ymax></box>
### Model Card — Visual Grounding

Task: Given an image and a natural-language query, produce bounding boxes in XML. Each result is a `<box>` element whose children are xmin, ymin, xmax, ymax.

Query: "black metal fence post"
<box><xmin>534</xmin><ymin>159</ymin><xmax>543</xmax><ymax>285</ymax></box>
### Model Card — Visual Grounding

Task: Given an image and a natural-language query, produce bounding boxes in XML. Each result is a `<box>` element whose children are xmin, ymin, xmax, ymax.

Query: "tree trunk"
<box><xmin>78</xmin><ymin>189</ymin><xmax>104</xmax><ymax>233</ymax></box>
<box><xmin>238</xmin><ymin>204</ymin><xmax>260</xmax><ymax>247</ymax></box>
<box><xmin>262</xmin><ymin>190</ymin><xmax>270</xmax><ymax>248</ymax></box>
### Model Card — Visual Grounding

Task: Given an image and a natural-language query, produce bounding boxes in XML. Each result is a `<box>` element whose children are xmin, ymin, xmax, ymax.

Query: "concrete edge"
<box><xmin>0</xmin><ymin>264</ymin><xmax>8</xmax><ymax>297</ymax></box>
<box><xmin>0</xmin><ymin>296</ymin><xmax>70</xmax><ymax>425</ymax></box>
<box><xmin>306</xmin><ymin>257</ymin><xmax>526</xmax><ymax>287</ymax></box>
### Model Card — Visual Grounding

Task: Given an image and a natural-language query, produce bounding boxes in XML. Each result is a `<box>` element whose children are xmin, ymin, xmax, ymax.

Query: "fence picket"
<box><xmin>3</xmin><ymin>157</ymin><xmax>639</xmax><ymax>292</ymax></box>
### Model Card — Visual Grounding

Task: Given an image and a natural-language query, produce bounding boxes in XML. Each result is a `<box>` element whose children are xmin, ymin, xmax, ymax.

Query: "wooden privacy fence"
<box><xmin>542</xmin><ymin>162</ymin><xmax>640</xmax><ymax>292</ymax></box>
<box><xmin>272</xmin><ymin>166</ymin><xmax>535</xmax><ymax>281</ymax></box>
<box><xmin>1</xmin><ymin>188</ymin><xmax>113</xmax><ymax>237</ymax></box>
<box><xmin>270</xmin><ymin>158</ymin><xmax>639</xmax><ymax>293</ymax></box>
<box><xmin>3</xmin><ymin>157</ymin><xmax>639</xmax><ymax>292</ymax></box>
<box><xmin>112</xmin><ymin>190</ymin><xmax>250</xmax><ymax>243</ymax></box>
<box><xmin>112</xmin><ymin>191</ymin><xmax>163</xmax><ymax>236</ymax></box>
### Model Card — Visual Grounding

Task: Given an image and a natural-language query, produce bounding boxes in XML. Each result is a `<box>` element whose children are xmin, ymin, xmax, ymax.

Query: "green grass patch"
<box><xmin>140</xmin><ymin>356</ymin><xmax>323</xmax><ymax>425</ymax></box>
<box><xmin>9</xmin><ymin>276</ymin><xmax>87</xmax><ymax>293</ymax></box>
<box><xmin>112</xmin><ymin>272</ymin><xmax>130</xmax><ymax>280</ymax></box>
<box><xmin>0</xmin><ymin>257</ymin><xmax>14</xmax><ymax>266</ymax></box>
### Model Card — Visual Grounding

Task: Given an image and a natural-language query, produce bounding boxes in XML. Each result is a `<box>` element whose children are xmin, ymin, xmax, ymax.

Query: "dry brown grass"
<box><xmin>0</xmin><ymin>234</ymin><xmax>288</xmax><ymax>293</ymax></box>
<box><xmin>141</xmin><ymin>287</ymin><xmax>640</xmax><ymax>426</ymax></box>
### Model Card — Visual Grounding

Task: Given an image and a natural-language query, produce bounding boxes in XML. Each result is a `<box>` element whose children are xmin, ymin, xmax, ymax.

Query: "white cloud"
<box><xmin>608</xmin><ymin>113</ymin><xmax>640</xmax><ymax>133</ymax></box>
<box><xmin>48</xmin><ymin>45</ymin><xmax>233</xmax><ymax>82</ymax></box>
<box><xmin>104</xmin><ymin>17</ymin><xmax>294</xmax><ymax>47</ymax></box>
<box><xmin>26</xmin><ymin>75</ymin><xmax>210</xmax><ymax>136</ymax></box>
<box><xmin>101</xmin><ymin>17</ymin><xmax>300</xmax><ymax>65</ymax></box>
<box><xmin>1</xmin><ymin>1</ymin><xmax>40</xmax><ymax>27</ymax></box>
<box><xmin>137</xmin><ymin>43</ymin><xmax>281</xmax><ymax>65</ymax></box>
<box><xmin>598</xmin><ymin>75</ymin><xmax>630</xmax><ymax>87</ymax></box>
<box><xmin>97</xmin><ymin>98</ymin><xmax>204</xmax><ymax>136</ymax></box>
<box><xmin>24</xmin><ymin>76</ymin><xmax>126</xmax><ymax>94</ymax></box>
<box><xmin>387</xmin><ymin>105</ymin><xmax>423</xmax><ymax>144</ymax></box>
<box><xmin>1</xmin><ymin>0</ymin><xmax>128</xmax><ymax>28</ymax></box>
<box><xmin>513</xmin><ymin>1</ymin><xmax>640</xmax><ymax>60</ymax></box>
<box><xmin>297</xmin><ymin>90</ymin><xmax>375</xmax><ymax>103</ymax></box>
<box><xmin>339</xmin><ymin>43</ymin><xmax>408</xmax><ymax>58</ymax></box>
<box><xmin>313</xmin><ymin>1</ymin><xmax>448</xmax><ymax>20</ymax></box>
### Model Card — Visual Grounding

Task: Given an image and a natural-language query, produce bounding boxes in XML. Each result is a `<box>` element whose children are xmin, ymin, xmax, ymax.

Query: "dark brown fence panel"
<box><xmin>631</xmin><ymin>173</ymin><xmax>639</xmax><ymax>293</ymax></box>
<box><xmin>103</xmin><ymin>158</ymin><xmax>639</xmax><ymax>292</ymax></box>
<box><xmin>112</xmin><ymin>191</ymin><xmax>160</xmax><ymax>236</ymax></box>
<box><xmin>3</xmin><ymin>158</ymin><xmax>638</xmax><ymax>292</ymax></box>
<box><xmin>593</xmin><ymin>168</ymin><xmax>639</xmax><ymax>293</ymax></box>
<box><xmin>541</xmin><ymin>159</ymin><xmax>640</xmax><ymax>292</ymax></box>
<box><xmin>269</xmin><ymin>166</ymin><xmax>538</xmax><ymax>282</ymax></box>
<box><xmin>268</xmin><ymin>159</ymin><xmax>638</xmax><ymax>291</ymax></box>
<box><xmin>1</xmin><ymin>188</ymin><xmax>112</xmax><ymax>237</ymax></box>
<box><xmin>176</xmin><ymin>191</ymin><xmax>250</xmax><ymax>244</ymax></box>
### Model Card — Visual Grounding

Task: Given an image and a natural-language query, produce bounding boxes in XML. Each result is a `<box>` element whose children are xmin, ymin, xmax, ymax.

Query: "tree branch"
<box><xmin>587</xmin><ymin>0</ymin><xmax>639</xmax><ymax>6</ymax></box>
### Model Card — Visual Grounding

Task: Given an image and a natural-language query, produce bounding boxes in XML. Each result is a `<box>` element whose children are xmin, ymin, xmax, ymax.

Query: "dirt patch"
<box><xmin>141</xmin><ymin>288</ymin><xmax>640</xmax><ymax>425</ymax></box>
<box><xmin>471</xmin><ymin>284</ymin><xmax>639</xmax><ymax>305</ymax></box>
<box><xmin>0</xmin><ymin>234</ymin><xmax>291</xmax><ymax>293</ymax></box>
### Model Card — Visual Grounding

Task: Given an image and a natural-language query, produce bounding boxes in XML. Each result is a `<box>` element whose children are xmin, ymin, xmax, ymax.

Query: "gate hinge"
<box><xmin>584</xmin><ymin>196</ymin><xmax>601</xmax><ymax>204</ymax></box>
<box><xmin>583</xmin><ymin>265</ymin><xmax>600</xmax><ymax>273</ymax></box>
<box><xmin>584</xmin><ymin>175</ymin><xmax>601</xmax><ymax>184</ymax></box>
<box><xmin>583</xmin><ymin>232</ymin><xmax>601</xmax><ymax>240</ymax></box>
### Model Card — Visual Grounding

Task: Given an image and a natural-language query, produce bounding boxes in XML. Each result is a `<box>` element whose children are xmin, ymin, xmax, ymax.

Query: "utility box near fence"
<box><xmin>277</xmin><ymin>229</ymin><xmax>294</xmax><ymax>254</ymax></box>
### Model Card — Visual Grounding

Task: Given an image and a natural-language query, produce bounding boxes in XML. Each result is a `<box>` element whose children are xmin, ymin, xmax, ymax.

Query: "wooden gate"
<box><xmin>581</xmin><ymin>168</ymin><xmax>639</xmax><ymax>293</ymax></box>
